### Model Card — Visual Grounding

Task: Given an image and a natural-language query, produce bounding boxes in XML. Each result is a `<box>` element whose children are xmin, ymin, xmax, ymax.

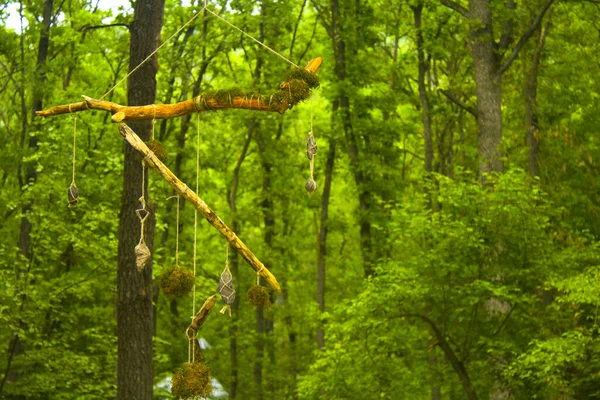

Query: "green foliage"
<box><xmin>2</xmin><ymin>0</ymin><xmax>600</xmax><ymax>398</ymax></box>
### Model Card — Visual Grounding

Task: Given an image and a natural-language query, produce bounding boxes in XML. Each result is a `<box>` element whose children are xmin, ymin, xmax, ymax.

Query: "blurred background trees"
<box><xmin>1</xmin><ymin>0</ymin><xmax>599</xmax><ymax>398</ymax></box>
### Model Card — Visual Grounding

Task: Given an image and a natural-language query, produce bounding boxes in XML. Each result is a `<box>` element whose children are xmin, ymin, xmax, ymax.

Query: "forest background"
<box><xmin>1</xmin><ymin>0</ymin><xmax>600</xmax><ymax>399</ymax></box>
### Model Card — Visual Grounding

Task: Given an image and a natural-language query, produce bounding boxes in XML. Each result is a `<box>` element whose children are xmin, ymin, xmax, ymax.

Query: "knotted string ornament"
<box><xmin>305</xmin><ymin>100</ymin><xmax>317</xmax><ymax>194</ymax></box>
<box><xmin>247</xmin><ymin>265</ymin><xmax>271</xmax><ymax>310</ymax></box>
<box><xmin>135</xmin><ymin>160</ymin><xmax>151</xmax><ymax>272</ymax></box>
<box><xmin>67</xmin><ymin>105</ymin><xmax>79</xmax><ymax>207</ymax></box>
<box><xmin>218</xmin><ymin>244</ymin><xmax>235</xmax><ymax>316</ymax></box>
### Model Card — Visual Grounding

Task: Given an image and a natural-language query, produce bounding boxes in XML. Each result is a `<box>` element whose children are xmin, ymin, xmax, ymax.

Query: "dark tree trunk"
<box><xmin>328</xmin><ymin>0</ymin><xmax>374</xmax><ymax>277</ymax></box>
<box><xmin>227</xmin><ymin>121</ymin><xmax>254</xmax><ymax>399</ymax></box>
<box><xmin>468</xmin><ymin>0</ymin><xmax>504</xmax><ymax>177</ymax></box>
<box><xmin>525</xmin><ymin>13</ymin><xmax>551</xmax><ymax>178</ymax></box>
<box><xmin>317</xmin><ymin>140</ymin><xmax>335</xmax><ymax>349</ymax></box>
<box><xmin>116</xmin><ymin>0</ymin><xmax>164</xmax><ymax>398</ymax></box>
<box><xmin>3</xmin><ymin>0</ymin><xmax>54</xmax><ymax>394</ymax></box>
<box><xmin>412</xmin><ymin>2</ymin><xmax>433</xmax><ymax>174</ymax></box>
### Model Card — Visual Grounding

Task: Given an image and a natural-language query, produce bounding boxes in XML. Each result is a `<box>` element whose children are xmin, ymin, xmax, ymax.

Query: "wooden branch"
<box><xmin>439</xmin><ymin>89</ymin><xmax>477</xmax><ymax>117</ymax></box>
<box><xmin>439</xmin><ymin>0</ymin><xmax>470</xmax><ymax>18</ymax></box>
<box><xmin>188</xmin><ymin>295</ymin><xmax>217</xmax><ymax>336</ymax></box>
<box><xmin>119</xmin><ymin>123</ymin><xmax>282</xmax><ymax>292</ymax></box>
<box><xmin>35</xmin><ymin>57</ymin><xmax>323</xmax><ymax>120</ymax></box>
<box><xmin>498</xmin><ymin>0</ymin><xmax>554</xmax><ymax>76</ymax></box>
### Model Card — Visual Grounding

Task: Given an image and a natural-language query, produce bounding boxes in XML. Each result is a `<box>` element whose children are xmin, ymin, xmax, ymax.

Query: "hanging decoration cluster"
<box><xmin>305</xmin><ymin>101</ymin><xmax>318</xmax><ymax>194</ymax></box>
<box><xmin>218</xmin><ymin>244</ymin><xmax>236</xmax><ymax>316</ymax></box>
<box><xmin>134</xmin><ymin>160</ymin><xmax>151</xmax><ymax>272</ymax></box>
<box><xmin>67</xmin><ymin>107</ymin><xmax>79</xmax><ymax>207</ymax></box>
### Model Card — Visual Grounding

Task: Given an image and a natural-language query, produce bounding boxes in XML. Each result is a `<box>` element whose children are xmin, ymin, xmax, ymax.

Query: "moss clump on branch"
<box><xmin>171</xmin><ymin>362</ymin><xmax>212</xmax><ymax>399</ymax></box>
<box><xmin>286</xmin><ymin>67</ymin><xmax>320</xmax><ymax>89</ymax></box>
<box><xmin>158</xmin><ymin>265</ymin><xmax>195</xmax><ymax>297</ymax></box>
<box><xmin>247</xmin><ymin>285</ymin><xmax>271</xmax><ymax>310</ymax></box>
<box><xmin>196</xmin><ymin>67</ymin><xmax>320</xmax><ymax>113</ymax></box>
<box><xmin>146</xmin><ymin>139</ymin><xmax>168</xmax><ymax>161</ymax></box>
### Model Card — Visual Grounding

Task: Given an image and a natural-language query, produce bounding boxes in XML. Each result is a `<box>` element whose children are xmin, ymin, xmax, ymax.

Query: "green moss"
<box><xmin>146</xmin><ymin>139</ymin><xmax>168</xmax><ymax>161</ymax></box>
<box><xmin>158</xmin><ymin>266</ymin><xmax>195</xmax><ymax>297</ymax></box>
<box><xmin>171</xmin><ymin>362</ymin><xmax>212</xmax><ymax>400</ymax></box>
<box><xmin>286</xmin><ymin>68</ymin><xmax>320</xmax><ymax>89</ymax></box>
<box><xmin>247</xmin><ymin>285</ymin><xmax>271</xmax><ymax>310</ymax></box>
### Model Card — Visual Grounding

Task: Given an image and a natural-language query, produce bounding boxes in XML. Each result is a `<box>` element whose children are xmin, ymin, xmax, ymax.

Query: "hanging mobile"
<box><xmin>158</xmin><ymin>195</ymin><xmax>195</xmax><ymax>296</ymax></box>
<box><xmin>67</xmin><ymin>106</ymin><xmax>79</xmax><ymax>207</ymax></box>
<box><xmin>218</xmin><ymin>244</ymin><xmax>235</xmax><ymax>316</ymax></box>
<box><xmin>135</xmin><ymin>160</ymin><xmax>151</xmax><ymax>272</ymax></box>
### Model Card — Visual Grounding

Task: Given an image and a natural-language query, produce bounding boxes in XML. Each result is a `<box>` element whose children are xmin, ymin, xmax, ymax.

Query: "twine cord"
<box><xmin>69</xmin><ymin>105</ymin><xmax>77</xmax><ymax>185</ymax></box>
<box><xmin>192</xmin><ymin>112</ymin><xmax>200</xmax><ymax>338</ymax></box>
<box><xmin>151</xmin><ymin>104</ymin><xmax>156</xmax><ymax>141</ymax></box>
<box><xmin>99</xmin><ymin>3</ymin><xmax>298</xmax><ymax>101</ymax></box>
<box><xmin>205</xmin><ymin>8</ymin><xmax>299</xmax><ymax>68</ymax></box>
<box><xmin>136</xmin><ymin>160</ymin><xmax>149</xmax><ymax>246</ymax></box>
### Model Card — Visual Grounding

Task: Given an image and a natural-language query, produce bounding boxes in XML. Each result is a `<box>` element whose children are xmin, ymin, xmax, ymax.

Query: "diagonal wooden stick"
<box><xmin>119</xmin><ymin>123</ymin><xmax>281</xmax><ymax>292</ymax></box>
<box><xmin>35</xmin><ymin>57</ymin><xmax>322</xmax><ymax>120</ymax></box>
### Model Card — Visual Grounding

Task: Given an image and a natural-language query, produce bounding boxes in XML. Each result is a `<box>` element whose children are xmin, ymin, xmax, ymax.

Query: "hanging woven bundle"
<box><xmin>306</xmin><ymin>133</ymin><xmax>317</xmax><ymax>160</ymax></box>
<box><xmin>218</xmin><ymin>266</ymin><xmax>235</xmax><ymax>316</ymax></box>
<box><xmin>305</xmin><ymin>178</ymin><xmax>317</xmax><ymax>194</ymax></box>
<box><xmin>135</xmin><ymin>243</ymin><xmax>151</xmax><ymax>272</ymax></box>
<box><xmin>67</xmin><ymin>182</ymin><xmax>79</xmax><ymax>207</ymax></box>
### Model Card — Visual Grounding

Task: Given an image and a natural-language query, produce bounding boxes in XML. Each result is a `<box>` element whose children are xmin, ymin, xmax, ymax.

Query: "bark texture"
<box><xmin>116</xmin><ymin>0</ymin><xmax>164</xmax><ymax>398</ymax></box>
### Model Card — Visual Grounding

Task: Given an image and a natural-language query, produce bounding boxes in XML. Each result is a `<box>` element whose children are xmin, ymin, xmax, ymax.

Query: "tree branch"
<box><xmin>35</xmin><ymin>57</ymin><xmax>323</xmax><ymax>119</ymax></box>
<box><xmin>439</xmin><ymin>0</ymin><xmax>470</xmax><ymax>18</ymax></box>
<box><xmin>80</xmin><ymin>23</ymin><xmax>130</xmax><ymax>32</ymax></box>
<box><xmin>439</xmin><ymin>89</ymin><xmax>477</xmax><ymax>117</ymax></box>
<box><xmin>118</xmin><ymin>123</ymin><xmax>281</xmax><ymax>292</ymax></box>
<box><xmin>498</xmin><ymin>0</ymin><xmax>555</xmax><ymax>75</ymax></box>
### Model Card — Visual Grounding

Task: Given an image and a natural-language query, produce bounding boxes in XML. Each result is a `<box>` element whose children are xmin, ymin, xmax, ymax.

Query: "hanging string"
<box><xmin>151</xmin><ymin>104</ymin><xmax>156</xmax><ymax>141</ymax></box>
<box><xmin>135</xmin><ymin>160</ymin><xmax>151</xmax><ymax>271</ymax></box>
<box><xmin>71</xmin><ymin>110</ymin><xmax>77</xmax><ymax>185</ymax></box>
<box><xmin>205</xmin><ymin>8</ymin><xmax>300</xmax><ymax>68</ymax></box>
<box><xmin>192</xmin><ymin>112</ymin><xmax>200</xmax><ymax>328</ymax></box>
<box><xmin>98</xmin><ymin>4</ymin><xmax>299</xmax><ymax>101</ymax></box>
<box><xmin>99</xmin><ymin>9</ymin><xmax>205</xmax><ymax>100</ymax></box>
<box><xmin>67</xmin><ymin>105</ymin><xmax>80</xmax><ymax>207</ymax></box>
<box><xmin>166</xmin><ymin>195</ymin><xmax>181</xmax><ymax>266</ymax></box>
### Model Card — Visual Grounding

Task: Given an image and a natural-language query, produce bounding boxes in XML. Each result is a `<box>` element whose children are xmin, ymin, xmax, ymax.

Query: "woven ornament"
<box><xmin>135</xmin><ymin>243</ymin><xmax>151</xmax><ymax>272</ymax></box>
<box><xmin>68</xmin><ymin>182</ymin><xmax>79</xmax><ymax>207</ymax></box>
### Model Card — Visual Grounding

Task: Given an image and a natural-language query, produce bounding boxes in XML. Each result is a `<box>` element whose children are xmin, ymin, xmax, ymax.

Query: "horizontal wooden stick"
<box><xmin>35</xmin><ymin>57</ymin><xmax>322</xmax><ymax>120</ymax></box>
<box><xmin>119</xmin><ymin>123</ymin><xmax>281</xmax><ymax>292</ymax></box>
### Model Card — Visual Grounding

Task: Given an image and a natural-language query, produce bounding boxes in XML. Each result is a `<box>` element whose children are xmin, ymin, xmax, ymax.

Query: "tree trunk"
<box><xmin>468</xmin><ymin>0</ymin><xmax>503</xmax><ymax>177</ymax></box>
<box><xmin>317</xmin><ymin>140</ymin><xmax>335</xmax><ymax>349</ymax></box>
<box><xmin>525</xmin><ymin>13</ymin><xmax>551</xmax><ymax>178</ymax></box>
<box><xmin>412</xmin><ymin>2</ymin><xmax>433</xmax><ymax>174</ymax></box>
<box><xmin>116</xmin><ymin>0</ymin><xmax>164</xmax><ymax>398</ymax></box>
<box><xmin>227</xmin><ymin>121</ymin><xmax>254</xmax><ymax>399</ymax></box>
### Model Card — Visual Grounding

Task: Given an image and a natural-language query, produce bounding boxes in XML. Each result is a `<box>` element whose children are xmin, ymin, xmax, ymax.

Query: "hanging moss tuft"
<box><xmin>158</xmin><ymin>265</ymin><xmax>195</xmax><ymax>297</ymax></box>
<box><xmin>171</xmin><ymin>362</ymin><xmax>212</xmax><ymax>400</ymax></box>
<box><xmin>247</xmin><ymin>285</ymin><xmax>271</xmax><ymax>310</ymax></box>
<box><xmin>146</xmin><ymin>139</ymin><xmax>168</xmax><ymax>161</ymax></box>
<box><xmin>286</xmin><ymin>68</ymin><xmax>320</xmax><ymax>89</ymax></box>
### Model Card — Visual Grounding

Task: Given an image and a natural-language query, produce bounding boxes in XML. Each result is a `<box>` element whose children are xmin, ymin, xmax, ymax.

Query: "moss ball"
<box><xmin>158</xmin><ymin>266</ymin><xmax>195</xmax><ymax>297</ymax></box>
<box><xmin>247</xmin><ymin>285</ymin><xmax>271</xmax><ymax>310</ymax></box>
<box><xmin>171</xmin><ymin>362</ymin><xmax>212</xmax><ymax>400</ymax></box>
<box><xmin>147</xmin><ymin>139</ymin><xmax>168</xmax><ymax>161</ymax></box>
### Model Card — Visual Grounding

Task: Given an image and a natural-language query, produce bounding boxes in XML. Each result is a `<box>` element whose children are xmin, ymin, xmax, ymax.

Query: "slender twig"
<box><xmin>498</xmin><ymin>0</ymin><xmax>555</xmax><ymax>75</ymax></box>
